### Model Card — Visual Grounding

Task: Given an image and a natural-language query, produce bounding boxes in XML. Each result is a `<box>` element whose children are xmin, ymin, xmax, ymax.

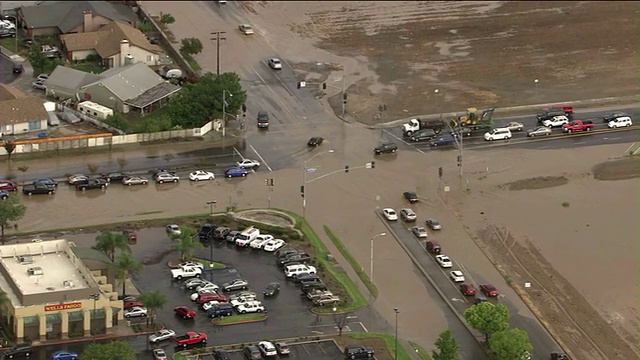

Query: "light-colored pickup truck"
<box><xmin>171</xmin><ymin>266</ymin><xmax>202</xmax><ymax>280</ymax></box>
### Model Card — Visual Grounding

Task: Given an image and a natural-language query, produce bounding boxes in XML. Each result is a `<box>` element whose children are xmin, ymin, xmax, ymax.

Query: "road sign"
<box><xmin>306</xmin><ymin>168</ymin><xmax>317</xmax><ymax>173</ymax></box>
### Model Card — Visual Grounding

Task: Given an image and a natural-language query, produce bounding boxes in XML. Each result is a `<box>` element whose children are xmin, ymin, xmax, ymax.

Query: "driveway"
<box><xmin>0</xmin><ymin>51</ymin><xmax>19</xmax><ymax>84</ymax></box>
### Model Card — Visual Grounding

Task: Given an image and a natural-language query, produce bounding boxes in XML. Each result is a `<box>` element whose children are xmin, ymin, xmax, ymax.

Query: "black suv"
<box><xmin>344</xmin><ymin>344</ymin><xmax>375</xmax><ymax>359</ymax></box>
<box><xmin>242</xmin><ymin>345</ymin><xmax>263</xmax><ymax>359</ymax></box>
<box><xmin>257</xmin><ymin>111</ymin><xmax>269</xmax><ymax>129</ymax></box>
<box><xmin>374</xmin><ymin>142</ymin><xmax>398</xmax><ymax>155</ymax></box>
<box><xmin>278</xmin><ymin>253</ymin><xmax>311</xmax><ymax>267</ymax></box>
<box><xmin>536</xmin><ymin>109</ymin><xmax>567</xmax><ymax>123</ymax></box>
<box><xmin>12</xmin><ymin>63</ymin><xmax>23</xmax><ymax>74</ymax></box>
<box><xmin>199</xmin><ymin>223</ymin><xmax>215</xmax><ymax>241</ymax></box>
<box><xmin>4</xmin><ymin>343</ymin><xmax>32</xmax><ymax>358</ymax></box>
<box><xmin>602</xmin><ymin>111</ymin><xmax>627</xmax><ymax>123</ymax></box>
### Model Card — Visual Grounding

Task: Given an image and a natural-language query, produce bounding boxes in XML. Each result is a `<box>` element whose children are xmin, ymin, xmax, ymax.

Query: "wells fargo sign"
<box><xmin>44</xmin><ymin>302</ymin><xmax>82</xmax><ymax>312</ymax></box>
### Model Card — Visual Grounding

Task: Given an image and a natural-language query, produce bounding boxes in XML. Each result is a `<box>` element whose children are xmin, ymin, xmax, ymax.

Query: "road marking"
<box><xmin>249</xmin><ymin>144</ymin><xmax>272</xmax><ymax>172</ymax></box>
<box><xmin>384</xmin><ymin>130</ymin><xmax>425</xmax><ymax>154</ymax></box>
<box><xmin>252</xmin><ymin>68</ymin><xmax>295</xmax><ymax>115</ymax></box>
<box><xmin>608</xmin><ymin>137</ymin><xmax>622</xmax><ymax>140</ymax></box>
<box><xmin>451</xmin><ymin>298</ymin><xmax>464</xmax><ymax>303</ymax></box>
<box><xmin>574</xmin><ymin>141</ymin><xmax>586</xmax><ymax>145</ymax></box>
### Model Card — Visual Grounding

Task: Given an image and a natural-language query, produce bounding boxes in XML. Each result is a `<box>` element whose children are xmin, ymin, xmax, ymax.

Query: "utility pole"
<box><xmin>210</xmin><ymin>31</ymin><xmax>227</xmax><ymax>76</ymax></box>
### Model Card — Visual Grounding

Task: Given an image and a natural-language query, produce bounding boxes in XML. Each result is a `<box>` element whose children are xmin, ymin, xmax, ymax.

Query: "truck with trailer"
<box><xmin>402</xmin><ymin>118</ymin><xmax>446</xmax><ymax>136</ymax></box>
<box><xmin>450</xmin><ymin>108</ymin><xmax>495</xmax><ymax>131</ymax></box>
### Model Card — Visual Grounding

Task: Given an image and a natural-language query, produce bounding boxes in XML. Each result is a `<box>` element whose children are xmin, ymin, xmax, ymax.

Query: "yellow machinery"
<box><xmin>451</xmin><ymin>107</ymin><xmax>479</xmax><ymax>127</ymax></box>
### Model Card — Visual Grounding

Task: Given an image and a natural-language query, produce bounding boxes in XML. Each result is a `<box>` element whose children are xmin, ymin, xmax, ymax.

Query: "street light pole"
<box><xmin>222</xmin><ymin>90</ymin><xmax>232</xmax><ymax>138</ymax></box>
<box><xmin>394</xmin><ymin>307</ymin><xmax>399</xmax><ymax>360</ymax></box>
<box><xmin>534</xmin><ymin>79</ymin><xmax>539</xmax><ymax>98</ymax></box>
<box><xmin>302</xmin><ymin>150</ymin><xmax>334</xmax><ymax>219</ymax></box>
<box><xmin>89</xmin><ymin>293</ymin><xmax>100</xmax><ymax>341</ymax></box>
<box><xmin>369</xmin><ymin>232</ymin><xmax>387</xmax><ymax>284</ymax></box>
<box><xmin>341</xmin><ymin>68</ymin><xmax>346</xmax><ymax>117</ymax></box>
<box><xmin>434</xmin><ymin>89</ymin><xmax>441</xmax><ymax>120</ymax></box>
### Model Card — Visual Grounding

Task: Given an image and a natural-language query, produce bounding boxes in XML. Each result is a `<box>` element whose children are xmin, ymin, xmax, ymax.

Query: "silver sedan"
<box><xmin>122</xmin><ymin>176</ymin><xmax>148</xmax><ymax>185</ymax></box>
<box><xmin>526</xmin><ymin>126</ymin><xmax>552</xmax><ymax>137</ymax></box>
<box><xmin>411</xmin><ymin>226</ymin><xmax>428</xmax><ymax>238</ymax></box>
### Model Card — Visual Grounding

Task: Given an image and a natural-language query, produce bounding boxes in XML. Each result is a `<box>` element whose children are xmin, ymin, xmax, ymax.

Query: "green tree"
<box><xmin>3</xmin><ymin>141</ymin><xmax>16</xmax><ymax>161</ymax></box>
<box><xmin>160</xmin><ymin>13</ymin><xmax>175</xmax><ymax>25</ymax></box>
<box><xmin>180</xmin><ymin>38</ymin><xmax>203</xmax><ymax>56</ymax></box>
<box><xmin>172</xmin><ymin>226</ymin><xmax>203</xmax><ymax>261</ymax></box>
<box><xmin>27</xmin><ymin>47</ymin><xmax>48</xmax><ymax>75</ymax></box>
<box><xmin>463</xmin><ymin>302</ymin><xmax>509</xmax><ymax>342</ymax></box>
<box><xmin>113</xmin><ymin>252</ymin><xmax>143</xmax><ymax>297</ymax></box>
<box><xmin>489</xmin><ymin>328</ymin><xmax>533</xmax><ymax>360</ymax></box>
<box><xmin>432</xmin><ymin>330</ymin><xmax>460</xmax><ymax>360</ymax></box>
<box><xmin>0</xmin><ymin>196</ymin><xmax>26</xmax><ymax>244</ymax></box>
<box><xmin>137</xmin><ymin>290</ymin><xmax>169</xmax><ymax>327</ymax></box>
<box><xmin>93</xmin><ymin>231</ymin><xmax>131</xmax><ymax>261</ymax></box>
<box><xmin>81</xmin><ymin>340</ymin><xmax>136</xmax><ymax>360</ymax></box>
<box><xmin>105</xmin><ymin>112</ymin><xmax>129</xmax><ymax>132</ymax></box>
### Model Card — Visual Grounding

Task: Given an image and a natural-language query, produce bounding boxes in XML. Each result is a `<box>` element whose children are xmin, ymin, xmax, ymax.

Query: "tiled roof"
<box><xmin>60</xmin><ymin>31</ymin><xmax>107</xmax><ymax>52</ymax></box>
<box><xmin>0</xmin><ymin>97</ymin><xmax>48</xmax><ymax>126</ymax></box>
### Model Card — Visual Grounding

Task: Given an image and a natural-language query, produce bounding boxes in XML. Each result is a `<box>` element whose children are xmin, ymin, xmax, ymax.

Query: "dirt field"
<box><xmin>253</xmin><ymin>1</ymin><xmax>638</xmax><ymax>123</ymax></box>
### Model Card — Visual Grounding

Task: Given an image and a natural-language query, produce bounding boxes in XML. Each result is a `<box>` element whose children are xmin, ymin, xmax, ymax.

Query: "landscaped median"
<box><xmin>167</xmin><ymin>257</ymin><xmax>226</xmax><ymax>269</ymax></box>
<box><xmin>211</xmin><ymin>313</ymin><xmax>268</xmax><ymax>326</ymax></box>
<box><xmin>347</xmin><ymin>333</ymin><xmax>429</xmax><ymax>360</ymax></box>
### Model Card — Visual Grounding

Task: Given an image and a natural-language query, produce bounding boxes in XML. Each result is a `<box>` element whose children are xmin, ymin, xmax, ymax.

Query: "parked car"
<box><xmin>199</xmin><ymin>223</ymin><xmax>215</xmax><ymax>241</ymax></box>
<box><xmin>480</xmin><ymin>284</ymin><xmax>500</xmax><ymax>297</ymax></box>
<box><xmin>399</xmin><ymin>208</ymin><xmax>417</xmax><ymax>222</ymax></box>
<box><xmin>222</xmin><ymin>279</ymin><xmax>249</xmax><ymax>292</ymax></box>
<box><xmin>239</xmin><ymin>24</ymin><xmax>254</xmax><ymax>35</ymax></box>
<box><xmin>435</xmin><ymin>255</ymin><xmax>452</xmax><ymax>268</ymax></box>
<box><xmin>411</xmin><ymin>226</ymin><xmax>428</xmax><ymax>238</ymax></box>
<box><xmin>263</xmin><ymin>282</ymin><xmax>280</xmax><ymax>297</ymax></box>
<box><xmin>189</xmin><ymin>170</ymin><xmax>215</xmax><ymax>181</ymax></box>
<box><xmin>275</xmin><ymin>342</ymin><xmax>291</xmax><ymax>355</ymax></box>
<box><xmin>51</xmin><ymin>350</ymin><xmax>78</xmax><ymax>360</ymax></box>
<box><xmin>12</xmin><ymin>62</ymin><xmax>23</xmax><ymax>74</ymax></box>
<box><xmin>155</xmin><ymin>172</ymin><xmax>180</xmax><ymax>183</ymax></box>
<box><xmin>213</xmin><ymin>349</ymin><xmax>232</xmax><ymax>360</ymax></box>
<box><xmin>174</xmin><ymin>306</ymin><xmax>196</xmax><ymax>319</ymax></box>
<box><xmin>228</xmin><ymin>291</ymin><xmax>257</xmax><ymax>302</ymax></box>
<box><xmin>374</xmin><ymin>142</ymin><xmax>398</xmax><ymax>154</ymax></box>
<box><xmin>250</xmin><ymin>234</ymin><xmax>273</xmax><ymax>249</ymax></box>
<box><xmin>225</xmin><ymin>167</ymin><xmax>249</xmax><ymax>178</ymax></box>
<box><xmin>124</xmin><ymin>306</ymin><xmax>148</xmax><ymax>318</ymax></box>
<box><xmin>122</xmin><ymin>176</ymin><xmax>149</xmax><ymax>185</ymax></box>
<box><xmin>0</xmin><ymin>190</ymin><xmax>8</xmax><ymax>199</ymax></box>
<box><xmin>149</xmin><ymin>329</ymin><xmax>176</xmax><ymax>343</ymax></box>
<box><xmin>425</xmin><ymin>219</ymin><xmax>442</xmax><ymax>230</ymax></box>
<box><xmin>344</xmin><ymin>345</ymin><xmax>375</xmax><ymax>359</ymax></box>
<box><xmin>258</xmin><ymin>341</ymin><xmax>277</xmax><ymax>357</ymax></box>
<box><xmin>101</xmin><ymin>172</ymin><xmax>127</xmax><ymax>182</ymax></box>
<box><xmin>449</xmin><ymin>270</ymin><xmax>465</xmax><ymax>282</ymax></box>
<box><xmin>166</xmin><ymin>224</ymin><xmax>181</xmax><ymax>236</ymax></box>
<box><xmin>460</xmin><ymin>283</ymin><xmax>477</xmax><ymax>296</ymax></box>
<box><xmin>263</xmin><ymin>239</ymin><xmax>286</xmax><ymax>252</ymax></box>
<box><xmin>382</xmin><ymin>208</ymin><xmax>398</xmax><ymax>221</ymax></box>
<box><xmin>267</xmin><ymin>58</ymin><xmax>282</xmax><ymax>70</ymax></box>
<box><xmin>307</xmin><ymin>136</ymin><xmax>324</xmax><ymax>147</ymax></box>
<box><xmin>22</xmin><ymin>183</ymin><xmax>55</xmax><ymax>196</ymax></box>
<box><xmin>75</xmin><ymin>179</ymin><xmax>108</xmax><ymax>191</ymax></box>
<box><xmin>242</xmin><ymin>345</ymin><xmax>263</xmax><ymax>360</ymax></box>
<box><xmin>152</xmin><ymin>349</ymin><xmax>168</xmax><ymax>360</ymax></box>
<box><xmin>32</xmin><ymin>80</ymin><xmax>46</xmax><ymax>90</ymax></box>
<box><xmin>0</xmin><ymin>180</ymin><xmax>18</xmax><ymax>191</ymax></box>
<box><xmin>4</xmin><ymin>343</ymin><xmax>32</xmax><ymax>358</ymax></box>
<box><xmin>34</xmin><ymin>178</ymin><xmax>58</xmax><ymax>187</ymax></box>
<box><xmin>183</xmin><ymin>278</ymin><xmax>210</xmax><ymax>290</ymax></box>
<box><xmin>235</xmin><ymin>301</ymin><xmax>265</xmax><ymax>314</ymax></box>
<box><xmin>403</xmin><ymin>191</ymin><xmax>419</xmax><ymax>203</ymax></box>
<box><xmin>237</xmin><ymin>159</ymin><xmax>261</xmax><ymax>169</ymax></box>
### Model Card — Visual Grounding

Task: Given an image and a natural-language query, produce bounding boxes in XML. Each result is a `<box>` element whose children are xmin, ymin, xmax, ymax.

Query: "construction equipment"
<box><xmin>451</xmin><ymin>108</ymin><xmax>495</xmax><ymax>130</ymax></box>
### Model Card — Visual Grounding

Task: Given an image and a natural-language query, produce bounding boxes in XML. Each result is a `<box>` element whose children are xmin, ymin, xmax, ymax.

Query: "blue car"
<box><xmin>34</xmin><ymin>178</ymin><xmax>58</xmax><ymax>187</ymax></box>
<box><xmin>225</xmin><ymin>167</ymin><xmax>249</xmax><ymax>178</ymax></box>
<box><xmin>0</xmin><ymin>190</ymin><xmax>8</xmax><ymax>200</ymax></box>
<box><xmin>429</xmin><ymin>134</ymin><xmax>456</xmax><ymax>147</ymax></box>
<box><xmin>51</xmin><ymin>350</ymin><xmax>78</xmax><ymax>360</ymax></box>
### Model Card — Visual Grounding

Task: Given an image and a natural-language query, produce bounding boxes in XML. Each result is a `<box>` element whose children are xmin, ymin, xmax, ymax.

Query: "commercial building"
<box><xmin>0</xmin><ymin>240</ymin><xmax>124</xmax><ymax>342</ymax></box>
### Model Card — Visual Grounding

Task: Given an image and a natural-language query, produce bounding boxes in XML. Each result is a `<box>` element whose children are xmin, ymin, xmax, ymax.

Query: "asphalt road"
<box><xmin>0</xmin><ymin>52</ymin><xmax>19</xmax><ymax>84</ymax></box>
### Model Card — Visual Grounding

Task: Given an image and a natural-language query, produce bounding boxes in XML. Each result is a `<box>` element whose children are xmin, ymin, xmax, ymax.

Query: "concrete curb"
<box><xmin>13</xmin><ymin>331</ymin><xmax>153</xmax><ymax>349</ymax></box>
<box><xmin>211</xmin><ymin>314</ymin><xmax>268</xmax><ymax>326</ymax></box>
<box><xmin>369</xmin><ymin>95</ymin><xmax>639</xmax><ymax>129</ymax></box>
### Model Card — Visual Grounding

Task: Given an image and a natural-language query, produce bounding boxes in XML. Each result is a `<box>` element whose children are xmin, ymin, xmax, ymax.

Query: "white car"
<box><xmin>166</xmin><ymin>224</ymin><xmax>181</xmax><ymax>235</ymax></box>
<box><xmin>229</xmin><ymin>291</ymin><xmax>257</xmax><ymax>302</ymax></box>
<box><xmin>239</xmin><ymin>24</ymin><xmax>254</xmax><ymax>35</ymax></box>
<box><xmin>195</xmin><ymin>283</ymin><xmax>219</xmax><ymax>292</ymax></box>
<box><xmin>235</xmin><ymin>236</ymin><xmax>256</xmax><ymax>247</ymax></box>
<box><xmin>263</xmin><ymin>239</ymin><xmax>286</xmax><ymax>252</ymax></box>
<box><xmin>149</xmin><ymin>329</ymin><xmax>176</xmax><ymax>343</ymax></box>
<box><xmin>382</xmin><ymin>208</ymin><xmax>398</xmax><ymax>221</ymax></box>
<box><xmin>230</xmin><ymin>295</ymin><xmax>258</xmax><ymax>307</ymax></box>
<box><xmin>435</xmin><ymin>255</ymin><xmax>452</xmax><ymax>268</ymax></box>
<box><xmin>124</xmin><ymin>306</ymin><xmax>148</xmax><ymax>318</ymax></box>
<box><xmin>190</xmin><ymin>289</ymin><xmax>217</xmax><ymax>301</ymax></box>
<box><xmin>267</xmin><ymin>58</ymin><xmax>282</xmax><ymax>70</ymax></box>
<box><xmin>237</xmin><ymin>159</ymin><xmax>261</xmax><ymax>169</ymax></box>
<box><xmin>202</xmin><ymin>301</ymin><xmax>222</xmax><ymax>311</ymax></box>
<box><xmin>449</xmin><ymin>270</ymin><xmax>465</xmax><ymax>282</ymax></box>
<box><xmin>189</xmin><ymin>170</ymin><xmax>215</xmax><ymax>181</ymax></box>
<box><xmin>258</xmin><ymin>341</ymin><xmax>278</xmax><ymax>357</ymax></box>
<box><xmin>235</xmin><ymin>301</ymin><xmax>265</xmax><ymax>314</ymax></box>
<box><xmin>250</xmin><ymin>234</ymin><xmax>274</xmax><ymax>249</ymax></box>
<box><xmin>608</xmin><ymin>116</ymin><xmax>632</xmax><ymax>128</ymax></box>
<box><xmin>542</xmin><ymin>115</ymin><xmax>570</xmax><ymax>128</ymax></box>
<box><xmin>179</xmin><ymin>261</ymin><xmax>204</xmax><ymax>269</ymax></box>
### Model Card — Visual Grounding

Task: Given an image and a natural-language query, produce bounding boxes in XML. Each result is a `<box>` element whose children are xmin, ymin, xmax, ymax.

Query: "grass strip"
<box><xmin>213</xmin><ymin>313</ymin><xmax>266</xmax><ymax>325</ymax></box>
<box><xmin>409</xmin><ymin>340</ymin><xmax>432</xmax><ymax>360</ymax></box>
<box><xmin>349</xmin><ymin>332</ymin><xmax>416</xmax><ymax>360</ymax></box>
<box><xmin>173</xmin><ymin>353</ymin><xmax>189</xmax><ymax>360</ymax></box>
<box><xmin>284</xmin><ymin>212</ymin><xmax>368</xmax><ymax>313</ymax></box>
<box><xmin>324</xmin><ymin>226</ymin><xmax>378</xmax><ymax>298</ymax></box>
<box><xmin>183</xmin><ymin>54</ymin><xmax>202</xmax><ymax>72</ymax></box>
<box><xmin>192</xmin><ymin>257</ymin><xmax>226</xmax><ymax>269</ymax></box>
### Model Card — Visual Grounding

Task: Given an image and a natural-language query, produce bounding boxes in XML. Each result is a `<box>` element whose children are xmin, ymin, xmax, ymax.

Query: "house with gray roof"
<box><xmin>17</xmin><ymin>1</ymin><xmax>136</xmax><ymax>37</ymax></box>
<box><xmin>45</xmin><ymin>66</ymin><xmax>102</xmax><ymax>100</ymax></box>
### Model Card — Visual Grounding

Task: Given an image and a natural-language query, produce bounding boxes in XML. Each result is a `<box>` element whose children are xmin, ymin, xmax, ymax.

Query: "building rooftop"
<box><xmin>0</xmin><ymin>240</ymin><xmax>98</xmax><ymax>307</ymax></box>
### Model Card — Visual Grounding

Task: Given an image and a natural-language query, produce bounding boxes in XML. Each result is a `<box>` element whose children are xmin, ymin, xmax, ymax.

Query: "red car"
<box><xmin>480</xmin><ymin>284</ymin><xmax>499</xmax><ymax>297</ymax></box>
<box><xmin>0</xmin><ymin>181</ymin><xmax>18</xmax><ymax>191</ymax></box>
<box><xmin>123</xmin><ymin>229</ymin><xmax>137</xmax><ymax>243</ymax></box>
<box><xmin>124</xmin><ymin>300</ymin><xmax>144</xmax><ymax>310</ymax></box>
<box><xmin>459</xmin><ymin>284</ymin><xmax>476</xmax><ymax>296</ymax></box>
<box><xmin>174</xmin><ymin>306</ymin><xmax>196</xmax><ymax>319</ymax></box>
<box><xmin>196</xmin><ymin>292</ymin><xmax>227</xmax><ymax>305</ymax></box>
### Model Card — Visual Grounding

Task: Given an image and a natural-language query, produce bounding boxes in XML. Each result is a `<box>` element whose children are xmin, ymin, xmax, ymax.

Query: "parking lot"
<box><xmin>192</xmin><ymin>340</ymin><xmax>345</xmax><ymax>360</ymax></box>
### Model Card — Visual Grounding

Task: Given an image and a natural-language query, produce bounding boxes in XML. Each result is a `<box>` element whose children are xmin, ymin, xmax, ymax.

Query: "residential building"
<box><xmin>45</xmin><ymin>66</ymin><xmax>102</xmax><ymax>100</ymax></box>
<box><xmin>0</xmin><ymin>84</ymin><xmax>48</xmax><ymax>136</ymax></box>
<box><xmin>61</xmin><ymin>21</ymin><xmax>161</xmax><ymax>67</ymax></box>
<box><xmin>17</xmin><ymin>1</ymin><xmax>136</xmax><ymax>37</ymax></box>
<box><xmin>0</xmin><ymin>240</ymin><xmax>123</xmax><ymax>341</ymax></box>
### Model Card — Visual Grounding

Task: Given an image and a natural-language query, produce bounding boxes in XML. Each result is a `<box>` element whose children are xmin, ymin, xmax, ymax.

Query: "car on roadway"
<box><xmin>51</xmin><ymin>350</ymin><xmax>78</xmax><ymax>360</ymax></box>
<box><xmin>239</xmin><ymin>24</ymin><xmax>254</xmax><ymax>35</ymax></box>
<box><xmin>122</xmin><ymin>176</ymin><xmax>148</xmax><ymax>185</ymax></box>
<box><xmin>484</xmin><ymin>127</ymin><xmax>512</xmax><ymax>141</ymax></box>
<box><xmin>174</xmin><ymin>306</ymin><xmax>196</xmax><ymax>319</ymax></box>
<box><xmin>12</xmin><ymin>62</ymin><xmax>23</xmax><ymax>74</ymax></box>
<box><xmin>124</xmin><ymin>306</ymin><xmax>148</xmax><ymax>318</ymax></box>
<box><xmin>257</xmin><ymin>111</ymin><xmax>270</xmax><ymax>129</ymax></box>
<box><xmin>149</xmin><ymin>329</ymin><xmax>176</xmax><ymax>343</ymax></box>
<box><xmin>307</xmin><ymin>136</ymin><xmax>324</xmax><ymax>147</ymax></box>
<box><xmin>258</xmin><ymin>341</ymin><xmax>278</xmax><ymax>357</ymax></box>
<box><xmin>122</xmin><ymin>229</ymin><xmax>137</xmax><ymax>243</ymax></box>
<box><xmin>222</xmin><ymin>279</ymin><xmax>249</xmax><ymax>292</ymax></box>
<box><xmin>225</xmin><ymin>166</ymin><xmax>249</xmax><ymax>178</ymax></box>
<box><xmin>0</xmin><ymin>180</ymin><xmax>18</xmax><ymax>191</ymax></box>
<box><xmin>374</xmin><ymin>142</ymin><xmax>398</xmax><ymax>154</ymax></box>
<box><xmin>189</xmin><ymin>170</ymin><xmax>215</xmax><ymax>181</ymax></box>
<box><xmin>155</xmin><ymin>172</ymin><xmax>180</xmax><ymax>183</ymax></box>
<box><xmin>505</xmin><ymin>121</ymin><xmax>524</xmax><ymax>131</ymax></box>
<box><xmin>608</xmin><ymin>116</ymin><xmax>632</xmax><ymax>128</ymax></box>
<box><xmin>411</xmin><ymin>226</ymin><xmax>428</xmax><ymax>238</ymax></box>
<box><xmin>542</xmin><ymin>115</ymin><xmax>570</xmax><ymax>128</ymax></box>
<box><xmin>526</xmin><ymin>126</ymin><xmax>552</xmax><ymax>137</ymax></box>
<box><xmin>399</xmin><ymin>208</ymin><xmax>416</xmax><ymax>222</ymax></box>
<box><xmin>0</xmin><ymin>190</ymin><xmax>9</xmax><ymax>199</ymax></box>
<box><xmin>263</xmin><ymin>239</ymin><xmax>286</xmax><ymax>252</ymax></box>
<box><xmin>460</xmin><ymin>283</ymin><xmax>477</xmax><ymax>296</ymax></box>
<box><xmin>75</xmin><ymin>178</ymin><xmax>108</xmax><ymax>191</ymax></box>
<box><xmin>403</xmin><ymin>191</ymin><xmax>419</xmax><ymax>203</ymax></box>
<box><xmin>449</xmin><ymin>270</ymin><xmax>465</xmax><ymax>282</ymax></box>
<box><xmin>480</xmin><ymin>284</ymin><xmax>500</xmax><ymax>297</ymax></box>
<box><xmin>213</xmin><ymin>349</ymin><xmax>232</xmax><ymax>360</ymax></box>
<box><xmin>22</xmin><ymin>183</ymin><xmax>55</xmax><ymax>196</ymax></box>
<box><xmin>451</xmin><ymin>127</ymin><xmax>472</xmax><ymax>137</ymax></box>
<box><xmin>237</xmin><ymin>159</ymin><xmax>261</xmax><ymax>169</ymax></box>
<box><xmin>603</xmin><ymin>111</ymin><xmax>628</xmax><ymax>123</ymax></box>
<box><xmin>32</xmin><ymin>79</ymin><xmax>46</xmax><ymax>90</ymax></box>
<box><xmin>267</xmin><ymin>58</ymin><xmax>282</xmax><ymax>69</ymax></box>
<box><xmin>67</xmin><ymin>174</ymin><xmax>89</xmax><ymax>185</ymax></box>
<box><xmin>382</xmin><ymin>208</ymin><xmax>398</xmax><ymax>221</ymax></box>
<box><xmin>435</xmin><ymin>255</ymin><xmax>452</xmax><ymax>268</ymax></box>
<box><xmin>429</xmin><ymin>134</ymin><xmax>456</xmax><ymax>147</ymax></box>
<box><xmin>101</xmin><ymin>172</ymin><xmax>127</xmax><ymax>182</ymax></box>
<box><xmin>275</xmin><ymin>342</ymin><xmax>291</xmax><ymax>355</ymax></box>
<box><xmin>409</xmin><ymin>128</ymin><xmax>437</xmax><ymax>142</ymax></box>
<box><xmin>152</xmin><ymin>348</ymin><xmax>168</xmax><ymax>360</ymax></box>
<box><xmin>424</xmin><ymin>219</ymin><xmax>441</xmax><ymax>231</ymax></box>
<box><xmin>263</xmin><ymin>282</ymin><xmax>280</xmax><ymax>297</ymax></box>
<box><xmin>166</xmin><ymin>224</ymin><xmax>181</xmax><ymax>236</ymax></box>
<box><xmin>34</xmin><ymin>178</ymin><xmax>58</xmax><ymax>187</ymax></box>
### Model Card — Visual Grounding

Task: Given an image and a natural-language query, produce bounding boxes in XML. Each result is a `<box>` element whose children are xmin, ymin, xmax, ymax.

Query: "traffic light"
<box><xmin>343</xmin><ymin>92</ymin><xmax>347</xmax><ymax>105</ymax></box>
<box><xmin>242</xmin><ymin>104</ymin><xmax>247</xmax><ymax>113</ymax></box>
<box><xmin>370</xmin><ymin>161</ymin><xmax>375</xmax><ymax>169</ymax></box>
<box><xmin>438</xmin><ymin>167</ymin><xmax>443</xmax><ymax>178</ymax></box>
<box><xmin>322</xmin><ymin>83</ymin><xmax>327</xmax><ymax>90</ymax></box>
<box><xmin>300</xmin><ymin>185</ymin><xmax>305</xmax><ymax>197</ymax></box>
<box><xmin>344</xmin><ymin>165</ymin><xmax>349</xmax><ymax>173</ymax></box>
<box><xmin>457</xmin><ymin>155</ymin><xmax>462</xmax><ymax>167</ymax></box>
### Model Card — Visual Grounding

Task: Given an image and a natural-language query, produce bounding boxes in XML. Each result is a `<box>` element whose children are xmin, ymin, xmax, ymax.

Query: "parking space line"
<box><xmin>249</xmin><ymin>144</ymin><xmax>272</xmax><ymax>172</ymax></box>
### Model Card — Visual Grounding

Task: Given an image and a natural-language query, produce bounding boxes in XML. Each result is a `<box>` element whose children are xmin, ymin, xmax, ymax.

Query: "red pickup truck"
<box><xmin>174</xmin><ymin>331</ymin><xmax>207</xmax><ymax>347</ymax></box>
<box><xmin>562</xmin><ymin>120</ymin><xmax>594</xmax><ymax>133</ymax></box>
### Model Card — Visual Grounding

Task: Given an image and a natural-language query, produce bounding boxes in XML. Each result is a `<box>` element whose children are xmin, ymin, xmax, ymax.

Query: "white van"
<box><xmin>608</xmin><ymin>116</ymin><xmax>632</xmax><ymax>128</ymax></box>
<box><xmin>234</xmin><ymin>227</ymin><xmax>260</xmax><ymax>246</ymax></box>
<box><xmin>284</xmin><ymin>264</ymin><xmax>316</xmax><ymax>278</ymax></box>
<box><xmin>484</xmin><ymin>127</ymin><xmax>512</xmax><ymax>141</ymax></box>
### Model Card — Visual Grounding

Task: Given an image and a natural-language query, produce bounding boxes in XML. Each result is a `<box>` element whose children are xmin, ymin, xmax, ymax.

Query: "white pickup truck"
<box><xmin>171</xmin><ymin>266</ymin><xmax>202</xmax><ymax>280</ymax></box>
<box><xmin>542</xmin><ymin>115</ymin><xmax>569</xmax><ymax>128</ymax></box>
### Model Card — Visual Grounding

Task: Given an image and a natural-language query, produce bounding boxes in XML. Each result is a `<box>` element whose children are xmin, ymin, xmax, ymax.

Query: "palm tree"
<box><xmin>93</xmin><ymin>231</ymin><xmax>131</xmax><ymax>262</ymax></box>
<box><xmin>137</xmin><ymin>290</ymin><xmax>168</xmax><ymax>328</ymax></box>
<box><xmin>171</xmin><ymin>226</ymin><xmax>203</xmax><ymax>261</ymax></box>
<box><xmin>113</xmin><ymin>252</ymin><xmax>143</xmax><ymax>297</ymax></box>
